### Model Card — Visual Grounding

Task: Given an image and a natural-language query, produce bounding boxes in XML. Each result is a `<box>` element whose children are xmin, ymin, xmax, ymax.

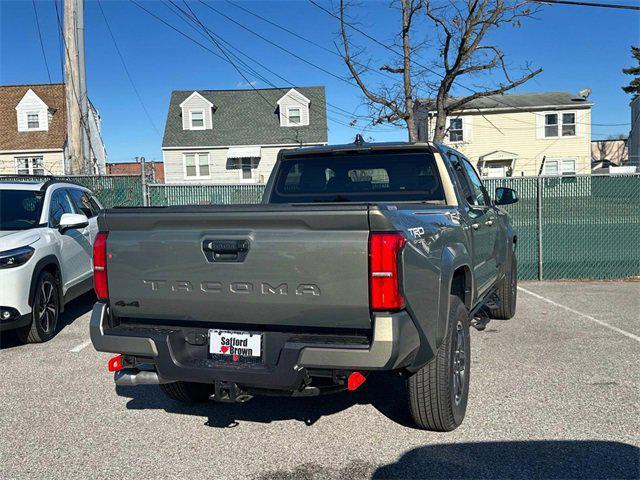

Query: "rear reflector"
<box><xmin>107</xmin><ymin>355</ymin><xmax>124</xmax><ymax>372</ymax></box>
<box><xmin>369</xmin><ymin>232</ymin><xmax>405</xmax><ymax>311</ymax></box>
<box><xmin>347</xmin><ymin>371</ymin><xmax>366</xmax><ymax>391</ymax></box>
<box><xmin>93</xmin><ymin>232</ymin><xmax>109</xmax><ymax>300</ymax></box>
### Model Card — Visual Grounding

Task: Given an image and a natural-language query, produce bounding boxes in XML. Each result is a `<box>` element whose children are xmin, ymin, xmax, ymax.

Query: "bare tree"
<box><xmin>338</xmin><ymin>0</ymin><xmax>542</xmax><ymax>142</ymax></box>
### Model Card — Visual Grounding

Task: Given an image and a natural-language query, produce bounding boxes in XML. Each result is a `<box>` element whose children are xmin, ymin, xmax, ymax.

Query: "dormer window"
<box><xmin>16</xmin><ymin>89</ymin><xmax>49</xmax><ymax>132</ymax></box>
<box><xmin>277</xmin><ymin>88</ymin><xmax>311</xmax><ymax>127</ymax></box>
<box><xmin>286</xmin><ymin>107</ymin><xmax>302</xmax><ymax>126</ymax></box>
<box><xmin>179</xmin><ymin>92</ymin><xmax>213</xmax><ymax>131</ymax></box>
<box><xmin>27</xmin><ymin>113</ymin><xmax>40</xmax><ymax>129</ymax></box>
<box><xmin>190</xmin><ymin>110</ymin><xmax>204</xmax><ymax>129</ymax></box>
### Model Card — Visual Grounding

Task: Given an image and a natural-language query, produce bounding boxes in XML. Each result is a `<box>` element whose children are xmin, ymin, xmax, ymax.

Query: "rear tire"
<box><xmin>160</xmin><ymin>381</ymin><xmax>213</xmax><ymax>403</ymax></box>
<box><xmin>407</xmin><ymin>295</ymin><xmax>471</xmax><ymax>431</ymax></box>
<box><xmin>16</xmin><ymin>271</ymin><xmax>60</xmax><ymax>344</ymax></box>
<box><xmin>491</xmin><ymin>256</ymin><xmax>517</xmax><ymax>320</ymax></box>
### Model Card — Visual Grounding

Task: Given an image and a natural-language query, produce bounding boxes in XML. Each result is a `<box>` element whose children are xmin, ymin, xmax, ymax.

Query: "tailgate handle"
<box><xmin>203</xmin><ymin>239</ymin><xmax>249</xmax><ymax>262</ymax></box>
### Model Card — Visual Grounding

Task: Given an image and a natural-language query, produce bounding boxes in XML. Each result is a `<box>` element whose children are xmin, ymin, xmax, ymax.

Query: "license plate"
<box><xmin>209</xmin><ymin>330</ymin><xmax>262</xmax><ymax>360</ymax></box>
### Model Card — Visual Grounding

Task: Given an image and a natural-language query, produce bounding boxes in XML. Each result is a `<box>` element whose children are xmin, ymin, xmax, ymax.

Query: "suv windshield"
<box><xmin>0</xmin><ymin>190</ymin><xmax>45</xmax><ymax>231</ymax></box>
<box><xmin>270</xmin><ymin>152</ymin><xmax>445</xmax><ymax>203</ymax></box>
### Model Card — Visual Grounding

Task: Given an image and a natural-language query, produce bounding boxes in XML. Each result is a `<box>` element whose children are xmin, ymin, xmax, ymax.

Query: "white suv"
<box><xmin>0</xmin><ymin>180</ymin><xmax>102</xmax><ymax>343</ymax></box>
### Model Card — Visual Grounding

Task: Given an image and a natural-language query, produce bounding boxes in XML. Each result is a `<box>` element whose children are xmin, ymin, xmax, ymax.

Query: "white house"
<box><xmin>0</xmin><ymin>83</ymin><xmax>106</xmax><ymax>175</ymax></box>
<box><xmin>161</xmin><ymin>86</ymin><xmax>328</xmax><ymax>184</ymax></box>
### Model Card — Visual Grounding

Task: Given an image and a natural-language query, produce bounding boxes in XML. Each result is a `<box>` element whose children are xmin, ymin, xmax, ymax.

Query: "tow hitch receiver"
<box><xmin>210</xmin><ymin>381</ymin><xmax>254</xmax><ymax>403</ymax></box>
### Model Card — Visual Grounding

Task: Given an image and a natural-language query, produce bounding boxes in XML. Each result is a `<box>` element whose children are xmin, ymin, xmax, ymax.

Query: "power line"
<box><xmin>161</xmin><ymin>0</ymin><xmax>375</xmax><ymax>124</ymax></box>
<box><xmin>223</xmin><ymin>0</ymin><xmax>396</xmax><ymax>82</ymax></box>
<box><xmin>197</xmin><ymin>1</ymin><xmax>360</xmax><ymax>89</ymax></box>
<box><xmin>307</xmin><ymin>0</ymin><xmax>628</xmax><ymax>130</ymax></box>
<box><xmin>129</xmin><ymin>0</ymin><xmax>400</xmax><ymax>133</ymax></box>
<box><xmin>96</xmin><ymin>0</ymin><xmax>162</xmax><ymax>138</ymax></box>
<box><xmin>533</xmin><ymin>0</ymin><xmax>640</xmax><ymax>11</ymax></box>
<box><xmin>32</xmin><ymin>0</ymin><xmax>52</xmax><ymax>83</ymax></box>
<box><xmin>172</xmin><ymin>0</ymin><xmax>396</xmax><ymax>133</ymax></box>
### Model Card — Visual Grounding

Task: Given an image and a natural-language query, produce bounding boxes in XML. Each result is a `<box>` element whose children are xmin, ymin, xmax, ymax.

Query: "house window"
<box><xmin>543</xmin><ymin>158</ymin><xmax>577</xmax><ymax>176</ymax></box>
<box><xmin>16</xmin><ymin>156</ymin><xmax>44</xmax><ymax>175</ymax></box>
<box><xmin>286</xmin><ymin>107</ymin><xmax>302</xmax><ymax>126</ymax></box>
<box><xmin>544</xmin><ymin>114</ymin><xmax>558</xmax><ymax>137</ymax></box>
<box><xmin>449</xmin><ymin>118</ymin><xmax>463</xmax><ymax>142</ymax></box>
<box><xmin>27</xmin><ymin>113</ymin><xmax>40</xmax><ymax>129</ymax></box>
<box><xmin>190</xmin><ymin>110</ymin><xmax>204</xmax><ymax>129</ymax></box>
<box><xmin>562</xmin><ymin>113</ymin><xmax>576</xmax><ymax>136</ymax></box>
<box><xmin>544</xmin><ymin>112</ymin><xmax>576</xmax><ymax>138</ymax></box>
<box><xmin>184</xmin><ymin>153</ymin><xmax>210</xmax><ymax>178</ymax></box>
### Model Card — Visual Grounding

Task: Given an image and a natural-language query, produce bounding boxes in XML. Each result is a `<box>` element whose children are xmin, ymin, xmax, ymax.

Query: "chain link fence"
<box><xmin>148</xmin><ymin>183</ymin><xmax>264</xmax><ymax>206</ymax></box>
<box><xmin>486</xmin><ymin>174</ymin><xmax>640</xmax><ymax>280</ymax></box>
<box><xmin>0</xmin><ymin>174</ymin><xmax>142</xmax><ymax>208</ymax></box>
<box><xmin>2</xmin><ymin>173</ymin><xmax>639</xmax><ymax>280</ymax></box>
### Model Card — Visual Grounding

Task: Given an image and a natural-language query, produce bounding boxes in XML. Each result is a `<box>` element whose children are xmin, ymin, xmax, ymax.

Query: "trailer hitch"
<box><xmin>210</xmin><ymin>381</ymin><xmax>254</xmax><ymax>403</ymax></box>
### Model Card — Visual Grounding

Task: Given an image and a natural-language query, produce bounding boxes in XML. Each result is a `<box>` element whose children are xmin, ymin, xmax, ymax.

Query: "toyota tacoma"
<box><xmin>90</xmin><ymin>140</ymin><xmax>518</xmax><ymax>431</ymax></box>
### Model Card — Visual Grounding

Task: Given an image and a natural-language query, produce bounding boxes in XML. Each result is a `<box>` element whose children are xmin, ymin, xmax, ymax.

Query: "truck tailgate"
<box><xmin>101</xmin><ymin>205</ymin><xmax>372</xmax><ymax>330</ymax></box>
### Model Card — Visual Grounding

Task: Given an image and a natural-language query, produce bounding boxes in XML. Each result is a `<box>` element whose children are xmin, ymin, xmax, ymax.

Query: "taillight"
<box><xmin>369</xmin><ymin>232</ymin><xmax>405</xmax><ymax>311</ymax></box>
<box><xmin>93</xmin><ymin>232</ymin><xmax>109</xmax><ymax>300</ymax></box>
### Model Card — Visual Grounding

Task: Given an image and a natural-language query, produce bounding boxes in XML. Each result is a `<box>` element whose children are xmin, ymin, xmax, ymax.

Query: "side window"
<box><xmin>461</xmin><ymin>159</ymin><xmax>490</xmax><ymax>206</ymax></box>
<box><xmin>89</xmin><ymin>195</ymin><xmax>102</xmax><ymax>215</ymax></box>
<box><xmin>447</xmin><ymin>152</ymin><xmax>475</xmax><ymax>204</ymax></box>
<box><xmin>48</xmin><ymin>189</ymin><xmax>76</xmax><ymax>228</ymax></box>
<box><xmin>68</xmin><ymin>189</ymin><xmax>95</xmax><ymax>218</ymax></box>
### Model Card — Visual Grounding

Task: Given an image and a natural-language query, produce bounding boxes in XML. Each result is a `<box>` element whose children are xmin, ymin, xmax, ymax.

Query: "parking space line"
<box><xmin>69</xmin><ymin>340</ymin><xmax>92</xmax><ymax>353</ymax></box>
<box><xmin>518</xmin><ymin>286</ymin><xmax>640</xmax><ymax>343</ymax></box>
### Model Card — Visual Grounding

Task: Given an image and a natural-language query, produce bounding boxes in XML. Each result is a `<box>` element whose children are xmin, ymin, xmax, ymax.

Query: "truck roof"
<box><xmin>282</xmin><ymin>140</ymin><xmax>437</xmax><ymax>157</ymax></box>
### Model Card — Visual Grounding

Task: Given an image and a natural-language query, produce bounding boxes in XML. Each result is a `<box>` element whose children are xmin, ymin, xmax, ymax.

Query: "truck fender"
<box><xmin>437</xmin><ymin>245</ymin><xmax>473</xmax><ymax>347</ymax></box>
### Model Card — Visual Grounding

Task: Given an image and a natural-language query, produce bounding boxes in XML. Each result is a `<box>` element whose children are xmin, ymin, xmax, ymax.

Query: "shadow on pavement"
<box><xmin>252</xmin><ymin>441</ymin><xmax>639</xmax><ymax>479</ymax></box>
<box><xmin>0</xmin><ymin>291</ymin><xmax>94</xmax><ymax>350</ymax></box>
<box><xmin>371</xmin><ymin>440</ymin><xmax>639</xmax><ymax>480</ymax></box>
<box><xmin>116</xmin><ymin>372</ymin><xmax>414</xmax><ymax>428</ymax></box>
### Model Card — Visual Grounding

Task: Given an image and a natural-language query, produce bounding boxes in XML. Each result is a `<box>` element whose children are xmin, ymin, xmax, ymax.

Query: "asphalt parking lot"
<box><xmin>1</xmin><ymin>281</ymin><xmax>638</xmax><ymax>479</ymax></box>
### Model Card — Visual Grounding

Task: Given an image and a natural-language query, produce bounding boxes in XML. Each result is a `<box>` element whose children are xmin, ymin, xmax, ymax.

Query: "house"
<box><xmin>161</xmin><ymin>86</ymin><xmax>327</xmax><ymax>184</ymax></box>
<box><xmin>628</xmin><ymin>95</ymin><xmax>640</xmax><ymax>167</ymax></box>
<box><xmin>415</xmin><ymin>91</ymin><xmax>592</xmax><ymax>177</ymax></box>
<box><xmin>106</xmin><ymin>160</ymin><xmax>165</xmax><ymax>183</ymax></box>
<box><xmin>0</xmin><ymin>83</ymin><xmax>106</xmax><ymax>176</ymax></box>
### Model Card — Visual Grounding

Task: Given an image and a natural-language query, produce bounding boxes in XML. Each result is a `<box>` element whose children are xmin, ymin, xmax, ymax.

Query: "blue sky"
<box><xmin>1</xmin><ymin>0</ymin><xmax>638</xmax><ymax>162</ymax></box>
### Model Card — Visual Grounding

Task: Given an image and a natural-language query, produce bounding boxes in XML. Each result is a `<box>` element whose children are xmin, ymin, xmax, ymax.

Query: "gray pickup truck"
<box><xmin>90</xmin><ymin>141</ymin><xmax>518</xmax><ymax>431</ymax></box>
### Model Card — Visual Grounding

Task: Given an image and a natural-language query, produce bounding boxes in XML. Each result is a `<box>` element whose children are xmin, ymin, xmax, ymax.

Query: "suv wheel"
<box><xmin>160</xmin><ymin>382</ymin><xmax>214</xmax><ymax>403</ymax></box>
<box><xmin>491</xmin><ymin>256</ymin><xmax>517</xmax><ymax>320</ymax></box>
<box><xmin>17</xmin><ymin>271</ymin><xmax>60</xmax><ymax>343</ymax></box>
<box><xmin>407</xmin><ymin>295</ymin><xmax>471</xmax><ymax>431</ymax></box>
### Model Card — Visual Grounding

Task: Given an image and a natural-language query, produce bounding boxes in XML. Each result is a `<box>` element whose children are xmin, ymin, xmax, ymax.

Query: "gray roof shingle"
<box><xmin>162</xmin><ymin>86</ymin><xmax>327</xmax><ymax>148</ymax></box>
<box><xmin>416</xmin><ymin>91</ymin><xmax>592</xmax><ymax>112</ymax></box>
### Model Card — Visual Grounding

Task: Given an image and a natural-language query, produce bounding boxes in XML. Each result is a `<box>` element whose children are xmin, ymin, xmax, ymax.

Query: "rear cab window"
<box><xmin>270</xmin><ymin>152</ymin><xmax>445</xmax><ymax>203</ymax></box>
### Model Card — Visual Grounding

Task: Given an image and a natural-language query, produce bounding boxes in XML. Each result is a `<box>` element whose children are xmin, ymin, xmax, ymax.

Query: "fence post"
<box><xmin>536</xmin><ymin>175</ymin><xmax>543</xmax><ymax>280</ymax></box>
<box><xmin>139</xmin><ymin>156</ymin><xmax>148</xmax><ymax>206</ymax></box>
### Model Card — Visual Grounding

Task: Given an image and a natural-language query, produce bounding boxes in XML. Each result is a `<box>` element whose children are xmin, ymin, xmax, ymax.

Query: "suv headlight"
<box><xmin>0</xmin><ymin>246</ymin><xmax>35</xmax><ymax>269</ymax></box>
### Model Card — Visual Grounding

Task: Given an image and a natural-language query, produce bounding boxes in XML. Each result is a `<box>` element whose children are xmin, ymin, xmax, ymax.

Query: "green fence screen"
<box><xmin>148</xmin><ymin>183</ymin><xmax>265</xmax><ymax>206</ymax></box>
<box><xmin>0</xmin><ymin>174</ymin><xmax>143</xmax><ymax>208</ymax></box>
<box><xmin>2</xmin><ymin>174</ymin><xmax>639</xmax><ymax>280</ymax></box>
<box><xmin>485</xmin><ymin>175</ymin><xmax>640</xmax><ymax>280</ymax></box>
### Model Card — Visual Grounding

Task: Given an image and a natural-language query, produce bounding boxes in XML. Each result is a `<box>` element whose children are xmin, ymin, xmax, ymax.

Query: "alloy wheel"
<box><xmin>452</xmin><ymin>321</ymin><xmax>467</xmax><ymax>405</ymax></box>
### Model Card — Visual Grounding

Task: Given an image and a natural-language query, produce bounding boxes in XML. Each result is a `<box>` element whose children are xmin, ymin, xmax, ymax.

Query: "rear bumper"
<box><xmin>90</xmin><ymin>302</ymin><xmax>420</xmax><ymax>391</ymax></box>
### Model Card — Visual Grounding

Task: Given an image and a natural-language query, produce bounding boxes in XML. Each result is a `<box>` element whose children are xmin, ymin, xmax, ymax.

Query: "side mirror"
<box><xmin>495</xmin><ymin>187</ymin><xmax>518</xmax><ymax>206</ymax></box>
<box><xmin>59</xmin><ymin>213</ymin><xmax>89</xmax><ymax>231</ymax></box>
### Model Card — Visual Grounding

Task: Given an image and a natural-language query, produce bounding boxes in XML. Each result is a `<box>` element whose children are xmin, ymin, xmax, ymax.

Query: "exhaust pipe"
<box><xmin>114</xmin><ymin>369</ymin><xmax>173</xmax><ymax>386</ymax></box>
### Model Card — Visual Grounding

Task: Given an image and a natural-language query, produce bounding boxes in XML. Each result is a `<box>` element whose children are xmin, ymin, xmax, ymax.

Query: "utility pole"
<box><xmin>64</xmin><ymin>0</ymin><xmax>88</xmax><ymax>175</ymax></box>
